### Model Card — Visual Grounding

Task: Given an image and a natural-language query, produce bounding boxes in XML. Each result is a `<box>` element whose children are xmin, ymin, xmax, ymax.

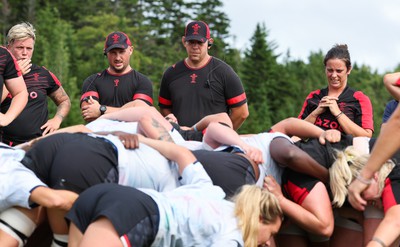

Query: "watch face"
<box><xmin>100</xmin><ymin>105</ymin><xmax>107</xmax><ymax>114</ymax></box>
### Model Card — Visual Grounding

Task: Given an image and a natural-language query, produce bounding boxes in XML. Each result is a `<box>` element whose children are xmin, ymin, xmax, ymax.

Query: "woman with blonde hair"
<box><xmin>264</xmin><ymin>135</ymin><xmax>400</xmax><ymax>247</ymax></box>
<box><xmin>234</xmin><ymin>185</ymin><xmax>283</xmax><ymax>247</ymax></box>
<box><xmin>66</xmin><ymin>135</ymin><xmax>283</xmax><ymax>247</ymax></box>
<box><xmin>330</xmin><ymin>146</ymin><xmax>400</xmax><ymax>247</ymax></box>
<box><xmin>329</xmin><ymin>146</ymin><xmax>394</xmax><ymax>209</ymax></box>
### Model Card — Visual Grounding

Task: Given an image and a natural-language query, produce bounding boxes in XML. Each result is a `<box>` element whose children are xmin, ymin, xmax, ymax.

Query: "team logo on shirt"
<box><xmin>190</xmin><ymin>73</ymin><xmax>198</xmax><ymax>83</ymax></box>
<box><xmin>33</xmin><ymin>73</ymin><xmax>39</xmax><ymax>81</ymax></box>
<box><xmin>114</xmin><ymin>79</ymin><xmax>119</xmax><ymax>87</ymax></box>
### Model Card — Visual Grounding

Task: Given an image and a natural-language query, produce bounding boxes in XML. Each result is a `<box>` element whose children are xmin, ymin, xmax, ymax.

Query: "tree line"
<box><xmin>1</xmin><ymin>0</ymin><xmax>397</xmax><ymax>136</ymax></box>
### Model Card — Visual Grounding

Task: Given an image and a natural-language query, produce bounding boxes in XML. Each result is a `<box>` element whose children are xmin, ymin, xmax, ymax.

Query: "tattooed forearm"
<box><xmin>51</xmin><ymin>87</ymin><xmax>71</xmax><ymax>120</ymax></box>
<box><xmin>151</xmin><ymin>117</ymin><xmax>174</xmax><ymax>142</ymax></box>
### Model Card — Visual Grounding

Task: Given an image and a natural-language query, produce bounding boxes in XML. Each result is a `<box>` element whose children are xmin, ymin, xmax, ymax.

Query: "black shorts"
<box><xmin>21</xmin><ymin>133</ymin><xmax>119</xmax><ymax>194</ymax></box>
<box><xmin>170</xmin><ymin>122</ymin><xmax>203</xmax><ymax>141</ymax></box>
<box><xmin>193</xmin><ymin>149</ymin><xmax>257</xmax><ymax>198</ymax></box>
<box><xmin>66</xmin><ymin>183</ymin><xmax>159</xmax><ymax>247</ymax></box>
<box><xmin>281</xmin><ymin>169</ymin><xmax>319</xmax><ymax>205</ymax></box>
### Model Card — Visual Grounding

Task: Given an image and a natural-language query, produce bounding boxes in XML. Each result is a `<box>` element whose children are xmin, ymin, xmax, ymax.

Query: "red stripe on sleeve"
<box><xmin>353</xmin><ymin>91</ymin><xmax>374</xmax><ymax>131</ymax></box>
<box><xmin>133</xmin><ymin>93</ymin><xmax>153</xmax><ymax>105</ymax></box>
<box><xmin>48</xmin><ymin>70</ymin><xmax>62</xmax><ymax>86</ymax></box>
<box><xmin>226</xmin><ymin>92</ymin><xmax>246</xmax><ymax>105</ymax></box>
<box><xmin>80</xmin><ymin>91</ymin><xmax>99</xmax><ymax>101</ymax></box>
<box><xmin>158</xmin><ymin>96</ymin><xmax>172</xmax><ymax>106</ymax></box>
<box><xmin>298</xmin><ymin>89</ymin><xmax>321</xmax><ymax>119</ymax></box>
<box><xmin>6</xmin><ymin>48</ymin><xmax>23</xmax><ymax>77</ymax></box>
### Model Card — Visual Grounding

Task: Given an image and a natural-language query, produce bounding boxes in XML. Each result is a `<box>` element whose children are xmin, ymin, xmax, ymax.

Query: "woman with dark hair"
<box><xmin>298</xmin><ymin>44</ymin><xmax>374</xmax><ymax>138</ymax></box>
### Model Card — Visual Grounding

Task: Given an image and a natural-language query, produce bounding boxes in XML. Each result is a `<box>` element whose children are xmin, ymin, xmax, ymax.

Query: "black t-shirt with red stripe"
<box><xmin>80</xmin><ymin>69</ymin><xmax>153</xmax><ymax>107</ymax></box>
<box><xmin>0</xmin><ymin>46</ymin><xmax>22</xmax><ymax>97</ymax></box>
<box><xmin>0</xmin><ymin>46</ymin><xmax>23</xmax><ymax>145</ymax></box>
<box><xmin>298</xmin><ymin>86</ymin><xmax>374</xmax><ymax>133</ymax></box>
<box><xmin>1</xmin><ymin>65</ymin><xmax>60</xmax><ymax>145</ymax></box>
<box><xmin>158</xmin><ymin>57</ymin><xmax>247</xmax><ymax>127</ymax></box>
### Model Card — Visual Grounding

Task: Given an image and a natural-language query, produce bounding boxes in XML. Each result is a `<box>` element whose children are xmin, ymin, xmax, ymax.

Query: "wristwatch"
<box><xmin>99</xmin><ymin>105</ymin><xmax>107</xmax><ymax>115</ymax></box>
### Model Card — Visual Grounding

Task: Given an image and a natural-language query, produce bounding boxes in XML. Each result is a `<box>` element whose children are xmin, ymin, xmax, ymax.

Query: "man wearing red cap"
<box><xmin>158</xmin><ymin>21</ymin><xmax>249</xmax><ymax>131</ymax></box>
<box><xmin>80</xmin><ymin>31</ymin><xmax>153</xmax><ymax>122</ymax></box>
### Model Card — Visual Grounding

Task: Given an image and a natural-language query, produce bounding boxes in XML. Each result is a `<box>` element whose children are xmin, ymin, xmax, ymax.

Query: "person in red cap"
<box><xmin>80</xmin><ymin>31</ymin><xmax>153</xmax><ymax>122</ymax></box>
<box><xmin>159</xmin><ymin>20</ymin><xmax>249</xmax><ymax>132</ymax></box>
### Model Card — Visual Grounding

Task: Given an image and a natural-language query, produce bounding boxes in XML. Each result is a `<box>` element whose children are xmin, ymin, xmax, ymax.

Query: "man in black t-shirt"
<box><xmin>158</xmin><ymin>21</ymin><xmax>248</xmax><ymax>131</ymax></box>
<box><xmin>2</xmin><ymin>22</ymin><xmax>71</xmax><ymax>146</ymax></box>
<box><xmin>80</xmin><ymin>31</ymin><xmax>153</xmax><ymax>122</ymax></box>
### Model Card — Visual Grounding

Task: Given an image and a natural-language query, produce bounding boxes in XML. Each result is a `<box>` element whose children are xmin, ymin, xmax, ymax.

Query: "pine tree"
<box><xmin>35</xmin><ymin>6</ymin><xmax>83</xmax><ymax>126</ymax></box>
<box><xmin>239</xmin><ymin>23</ymin><xmax>280</xmax><ymax>132</ymax></box>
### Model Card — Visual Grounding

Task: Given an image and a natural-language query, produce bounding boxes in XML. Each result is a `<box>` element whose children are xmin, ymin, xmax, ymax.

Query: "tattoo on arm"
<box><xmin>51</xmin><ymin>87</ymin><xmax>71</xmax><ymax>120</ymax></box>
<box><xmin>151</xmin><ymin>118</ymin><xmax>173</xmax><ymax>142</ymax></box>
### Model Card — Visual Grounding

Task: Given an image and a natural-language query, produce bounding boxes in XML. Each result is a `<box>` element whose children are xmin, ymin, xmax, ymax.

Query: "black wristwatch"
<box><xmin>99</xmin><ymin>105</ymin><xmax>107</xmax><ymax>115</ymax></box>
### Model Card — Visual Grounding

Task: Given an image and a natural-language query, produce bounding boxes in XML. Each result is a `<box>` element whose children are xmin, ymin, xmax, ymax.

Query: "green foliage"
<box><xmin>349</xmin><ymin>65</ymin><xmax>388</xmax><ymax>136</ymax></box>
<box><xmin>35</xmin><ymin>6</ymin><xmax>83</xmax><ymax>126</ymax></box>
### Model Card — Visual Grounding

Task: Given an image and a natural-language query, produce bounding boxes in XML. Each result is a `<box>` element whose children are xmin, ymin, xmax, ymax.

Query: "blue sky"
<box><xmin>221</xmin><ymin>0</ymin><xmax>400</xmax><ymax>73</ymax></box>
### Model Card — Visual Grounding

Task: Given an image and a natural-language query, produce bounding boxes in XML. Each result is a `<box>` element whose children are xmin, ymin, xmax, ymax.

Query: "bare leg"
<box><xmin>0</xmin><ymin>231</ymin><xmax>19</xmax><ymax>247</ymax></box>
<box><xmin>47</xmin><ymin>208</ymin><xmax>68</xmax><ymax>235</ymax></box>
<box><xmin>0</xmin><ymin>207</ymin><xmax>41</xmax><ymax>247</ymax></box>
<box><xmin>79</xmin><ymin>217</ymin><xmax>123</xmax><ymax>247</ymax></box>
<box><xmin>68</xmin><ymin>223</ymin><xmax>83</xmax><ymax>247</ymax></box>
<box><xmin>330</xmin><ymin>225</ymin><xmax>362</xmax><ymax>247</ymax></box>
<box><xmin>363</xmin><ymin>205</ymin><xmax>384</xmax><ymax>245</ymax></box>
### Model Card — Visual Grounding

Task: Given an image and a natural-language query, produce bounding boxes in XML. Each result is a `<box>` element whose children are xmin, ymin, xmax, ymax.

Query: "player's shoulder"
<box><xmin>167</xmin><ymin>60</ymin><xmax>185</xmax><ymax>71</ymax></box>
<box><xmin>83</xmin><ymin>71</ymin><xmax>104</xmax><ymax>84</ymax></box>
<box><xmin>130</xmin><ymin>69</ymin><xmax>150</xmax><ymax>80</ymax></box>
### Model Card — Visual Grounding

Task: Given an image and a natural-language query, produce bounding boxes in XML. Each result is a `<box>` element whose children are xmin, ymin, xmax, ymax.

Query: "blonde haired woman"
<box><xmin>66</xmin><ymin>135</ymin><xmax>283</xmax><ymax>247</ymax></box>
<box><xmin>329</xmin><ymin>146</ymin><xmax>394</xmax><ymax>209</ymax></box>
<box><xmin>330</xmin><ymin>146</ymin><xmax>400</xmax><ymax>247</ymax></box>
<box><xmin>264</xmin><ymin>135</ymin><xmax>400</xmax><ymax>247</ymax></box>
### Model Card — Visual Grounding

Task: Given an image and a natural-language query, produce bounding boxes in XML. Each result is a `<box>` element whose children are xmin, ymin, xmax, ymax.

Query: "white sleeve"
<box><xmin>180</xmin><ymin>161</ymin><xmax>213</xmax><ymax>187</ymax></box>
<box><xmin>0</xmin><ymin>160</ymin><xmax>46</xmax><ymax>211</ymax></box>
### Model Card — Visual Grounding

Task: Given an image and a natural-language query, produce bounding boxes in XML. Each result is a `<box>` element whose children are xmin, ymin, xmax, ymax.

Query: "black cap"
<box><xmin>104</xmin><ymin>31</ymin><xmax>132</xmax><ymax>54</ymax></box>
<box><xmin>184</xmin><ymin>21</ymin><xmax>210</xmax><ymax>43</ymax></box>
